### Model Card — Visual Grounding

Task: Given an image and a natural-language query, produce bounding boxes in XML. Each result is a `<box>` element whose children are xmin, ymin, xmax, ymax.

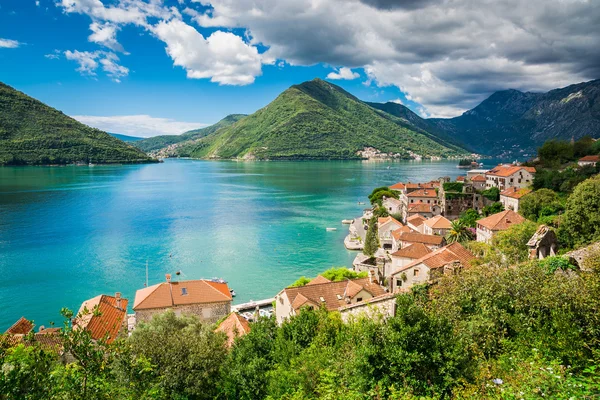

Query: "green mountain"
<box><xmin>427</xmin><ymin>79</ymin><xmax>600</xmax><ymax>157</ymax></box>
<box><xmin>109</xmin><ymin>133</ymin><xmax>143</xmax><ymax>142</ymax></box>
<box><xmin>0</xmin><ymin>83</ymin><xmax>155</xmax><ymax>165</ymax></box>
<box><xmin>179</xmin><ymin>79</ymin><xmax>468</xmax><ymax>160</ymax></box>
<box><xmin>134</xmin><ymin>114</ymin><xmax>246</xmax><ymax>153</ymax></box>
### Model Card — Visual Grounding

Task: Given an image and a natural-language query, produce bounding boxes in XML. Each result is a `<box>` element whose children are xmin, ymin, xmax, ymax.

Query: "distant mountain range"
<box><xmin>108</xmin><ymin>133</ymin><xmax>143</xmax><ymax>142</ymax></box>
<box><xmin>0</xmin><ymin>82</ymin><xmax>155</xmax><ymax>165</ymax></box>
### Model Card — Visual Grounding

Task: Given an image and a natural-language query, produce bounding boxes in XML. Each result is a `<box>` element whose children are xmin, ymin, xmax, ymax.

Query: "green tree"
<box><xmin>459</xmin><ymin>208</ymin><xmax>480</xmax><ymax>228</ymax></box>
<box><xmin>368</xmin><ymin>187</ymin><xmax>399</xmax><ymax>205</ymax></box>
<box><xmin>560</xmin><ymin>175</ymin><xmax>600</xmax><ymax>247</ymax></box>
<box><xmin>519</xmin><ymin>188</ymin><xmax>563</xmax><ymax>221</ymax></box>
<box><xmin>481</xmin><ymin>187</ymin><xmax>500</xmax><ymax>201</ymax></box>
<box><xmin>538</xmin><ymin>140</ymin><xmax>575</xmax><ymax>167</ymax></box>
<box><xmin>0</xmin><ymin>343</ymin><xmax>58</xmax><ymax>400</ymax></box>
<box><xmin>445</xmin><ymin>220</ymin><xmax>472</xmax><ymax>244</ymax></box>
<box><xmin>492</xmin><ymin>220</ymin><xmax>539</xmax><ymax>265</ymax></box>
<box><xmin>482</xmin><ymin>201</ymin><xmax>504</xmax><ymax>216</ymax></box>
<box><xmin>363</xmin><ymin>217</ymin><xmax>380</xmax><ymax>257</ymax></box>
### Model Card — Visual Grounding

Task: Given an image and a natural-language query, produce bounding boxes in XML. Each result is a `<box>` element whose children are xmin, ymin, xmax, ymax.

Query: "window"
<box><xmin>414</xmin><ymin>269</ymin><xmax>420</xmax><ymax>277</ymax></box>
<box><xmin>279</xmin><ymin>296</ymin><xmax>284</xmax><ymax>304</ymax></box>
<box><xmin>396</xmin><ymin>279</ymin><xmax>402</xmax><ymax>287</ymax></box>
<box><xmin>181</xmin><ymin>287</ymin><xmax>188</xmax><ymax>295</ymax></box>
<box><xmin>356</xmin><ymin>297</ymin><xmax>363</xmax><ymax>302</ymax></box>
<box><xmin>427</xmin><ymin>200</ymin><xmax>430</xmax><ymax>204</ymax></box>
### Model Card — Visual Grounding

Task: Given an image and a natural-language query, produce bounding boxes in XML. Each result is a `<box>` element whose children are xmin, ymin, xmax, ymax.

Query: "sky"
<box><xmin>0</xmin><ymin>0</ymin><xmax>598</xmax><ymax>137</ymax></box>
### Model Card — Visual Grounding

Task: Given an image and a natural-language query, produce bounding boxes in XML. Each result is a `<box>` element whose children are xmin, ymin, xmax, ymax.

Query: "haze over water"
<box><xmin>0</xmin><ymin>159</ymin><xmax>495</xmax><ymax>329</ymax></box>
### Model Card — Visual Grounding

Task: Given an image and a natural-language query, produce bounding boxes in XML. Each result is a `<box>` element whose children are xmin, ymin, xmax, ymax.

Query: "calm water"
<box><xmin>0</xmin><ymin>159</ymin><xmax>493</xmax><ymax>329</ymax></box>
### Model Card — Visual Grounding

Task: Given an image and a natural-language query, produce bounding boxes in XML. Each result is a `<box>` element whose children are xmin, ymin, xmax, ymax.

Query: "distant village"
<box><xmin>4</xmin><ymin>156</ymin><xmax>599</xmax><ymax>352</ymax></box>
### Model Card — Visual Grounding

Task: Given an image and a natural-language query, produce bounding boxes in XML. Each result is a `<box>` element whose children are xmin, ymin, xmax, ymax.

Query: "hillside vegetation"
<box><xmin>176</xmin><ymin>79</ymin><xmax>468</xmax><ymax>160</ymax></box>
<box><xmin>0</xmin><ymin>82</ymin><xmax>155</xmax><ymax>165</ymax></box>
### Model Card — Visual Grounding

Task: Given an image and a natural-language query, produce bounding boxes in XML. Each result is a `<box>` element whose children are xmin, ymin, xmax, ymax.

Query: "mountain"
<box><xmin>177</xmin><ymin>79</ymin><xmax>468</xmax><ymax>160</ymax></box>
<box><xmin>428</xmin><ymin>79</ymin><xmax>600</xmax><ymax>156</ymax></box>
<box><xmin>0</xmin><ymin>83</ymin><xmax>155</xmax><ymax>165</ymax></box>
<box><xmin>109</xmin><ymin>133</ymin><xmax>143</xmax><ymax>142</ymax></box>
<box><xmin>134</xmin><ymin>114</ymin><xmax>246</xmax><ymax>153</ymax></box>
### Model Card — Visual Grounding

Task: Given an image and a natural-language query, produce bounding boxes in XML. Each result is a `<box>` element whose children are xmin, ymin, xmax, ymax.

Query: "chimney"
<box><xmin>115</xmin><ymin>292</ymin><xmax>121</xmax><ymax>309</ymax></box>
<box><xmin>166</xmin><ymin>273</ymin><xmax>171</xmax><ymax>283</ymax></box>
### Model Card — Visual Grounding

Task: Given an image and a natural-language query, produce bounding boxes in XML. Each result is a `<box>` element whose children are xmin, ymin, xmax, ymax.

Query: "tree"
<box><xmin>368</xmin><ymin>187</ymin><xmax>399</xmax><ymax>205</ymax></box>
<box><xmin>519</xmin><ymin>188</ymin><xmax>563</xmax><ymax>221</ymax></box>
<box><xmin>560</xmin><ymin>175</ymin><xmax>600</xmax><ymax>247</ymax></box>
<box><xmin>492</xmin><ymin>220</ymin><xmax>539</xmax><ymax>265</ymax></box>
<box><xmin>482</xmin><ymin>202</ymin><xmax>504</xmax><ymax>217</ymax></box>
<box><xmin>363</xmin><ymin>217</ymin><xmax>380</xmax><ymax>256</ymax></box>
<box><xmin>481</xmin><ymin>187</ymin><xmax>500</xmax><ymax>201</ymax></box>
<box><xmin>538</xmin><ymin>140</ymin><xmax>575</xmax><ymax>167</ymax></box>
<box><xmin>445</xmin><ymin>220</ymin><xmax>472</xmax><ymax>244</ymax></box>
<box><xmin>459</xmin><ymin>208</ymin><xmax>480</xmax><ymax>228</ymax></box>
<box><xmin>0</xmin><ymin>343</ymin><xmax>58</xmax><ymax>400</ymax></box>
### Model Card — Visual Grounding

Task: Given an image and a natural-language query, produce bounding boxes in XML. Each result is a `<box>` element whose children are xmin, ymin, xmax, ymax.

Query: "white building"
<box><xmin>485</xmin><ymin>165</ymin><xmax>536</xmax><ymax>191</ymax></box>
<box><xmin>423</xmin><ymin>215</ymin><xmax>452</xmax><ymax>236</ymax></box>
<box><xmin>476</xmin><ymin>210</ymin><xmax>525</xmax><ymax>244</ymax></box>
<box><xmin>499</xmin><ymin>187</ymin><xmax>532</xmax><ymax>212</ymax></box>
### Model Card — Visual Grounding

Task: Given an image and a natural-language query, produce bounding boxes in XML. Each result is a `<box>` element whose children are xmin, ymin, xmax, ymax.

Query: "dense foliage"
<box><xmin>458</xmin><ymin>208</ymin><xmax>480</xmax><ymax>228</ymax></box>
<box><xmin>481</xmin><ymin>201</ymin><xmax>504</xmax><ymax>216</ymax></box>
<box><xmin>368</xmin><ymin>186</ymin><xmax>399</xmax><ymax>205</ymax></box>
<box><xmin>442</xmin><ymin>182</ymin><xmax>463</xmax><ymax>192</ymax></box>
<box><xmin>481</xmin><ymin>186</ymin><xmax>500</xmax><ymax>201</ymax></box>
<box><xmin>537</xmin><ymin>137</ymin><xmax>600</xmax><ymax>168</ymax></box>
<box><xmin>0</xmin><ymin>82</ymin><xmax>155</xmax><ymax>165</ymax></box>
<box><xmin>363</xmin><ymin>216</ymin><xmax>380</xmax><ymax>257</ymax></box>
<box><xmin>519</xmin><ymin>188</ymin><xmax>564</xmax><ymax>221</ymax></box>
<box><xmin>533</xmin><ymin>165</ymin><xmax>599</xmax><ymax>193</ymax></box>
<box><xmin>290</xmin><ymin>267</ymin><xmax>367</xmax><ymax>287</ymax></box>
<box><xmin>559</xmin><ymin>175</ymin><xmax>600</xmax><ymax>247</ymax></box>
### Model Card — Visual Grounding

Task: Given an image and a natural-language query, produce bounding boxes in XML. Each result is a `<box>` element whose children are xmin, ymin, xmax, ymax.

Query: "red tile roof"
<box><xmin>391</xmin><ymin>226</ymin><xmax>413</xmax><ymax>240</ymax></box>
<box><xmin>500</xmin><ymin>187</ymin><xmax>532</xmax><ymax>199</ymax></box>
<box><xmin>389</xmin><ymin>182</ymin><xmax>406</xmax><ymax>190</ymax></box>
<box><xmin>75</xmin><ymin>294</ymin><xmax>128</xmax><ymax>344</ymax></box>
<box><xmin>393</xmin><ymin>242</ymin><xmax>475</xmax><ymax>274</ymax></box>
<box><xmin>471</xmin><ymin>174</ymin><xmax>486</xmax><ymax>182</ymax></box>
<box><xmin>456</xmin><ymin>176</ymin><xmax>465</xmax><ymax>181</ymax></box>
<box><xmin>134</xmin><ymin>279</ymin><xmax>232</xmax><ymax>311</ymax></box>
<box><xmin>408</xmin><ymin>203</ymin><xmax>433</xmax><ymax>213</ymax></box>
<box><xmin>407</xmin><ymin>189</ymin><xmax>437</xmax><ymax>198</ymax></box>
<box><xmin>216</xmin><ymin>312</ymin><xmax>251</xmax><ymax>347</ymax></box>
<box><xmin>407</xmin><ymin>214</ymin><xmax>427</xmax><ymax>226</ymax></box>
<box><xmin>5</xmin><ymin>317</ymin><xmax>33</xmax><ymax>335</ymax></box>
<box><xmin>424</xmin><ymin>215</ymin><xmax>452</xmax><ymax>229</ymax></box>
<box><xmin>378</xmin><ymin>216</ymin><xmax>403</xmax><ymax>227</ymax></box>
<box><xmin>307</xmin><ymin>275</ymin><xmax>331</xmax><ymax>285</ymax></box>
<box><xmin>477</xmin><ymin>210</ymin><xmax>525</xmax><ymax>231</ymax></box>
<box><xmin>390</xmin><ymin>243</ymin><xmax>432</xmax><ymax>259</ymax></box>
<box><xmin>399</xmin><ymin>231</ymin><xmax>445</xmax><ymax>246</ymax></box>
<box><xmin>579</xmin><ymin>155</ymin><xmax>600</xmax><ymax>162</ymax></box>
<box><xmin>487</xmin><ymin>165</ymin><xmax>536</xmax><ymax>177</ymax></box>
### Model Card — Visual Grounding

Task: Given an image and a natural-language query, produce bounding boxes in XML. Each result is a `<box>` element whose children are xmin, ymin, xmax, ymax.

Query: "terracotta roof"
<box><xmin>487</xmin><ymin>165</ymin><xmax>536</xmax><ymax>177</ymax></box>
<box><xmin>408</xmin><ymin>203</ymin><xmax>432</xmax><ymax>213</ymax></box>
<box><xmin>6</xmin><ymin>317</ymin><xmax>33</xmax><ymax>335</ymax></box>
<box><xmin>307</xmin><ymin>275</ymin><xmax>331</xmax><ymax>285</ymax></box>
<box><xmin>500</xmin><ymin>187</ymin><xmax>532</xmax><ymax>199</ymax></box>
<box><xmin>579</xmin><ymin>155</ymin><xmax>600</xmax><ymax>162</ymax></box>
<box><xmin>390</xmin><ymin>243</ymin><xmax>432</xmax><ymax>259</ymax></box>
<box><xmin>391</xmin><ymin>226</ymin><xmax>413</xmax><ymax>240</ymax></box>
<box><xmin>75</xmin><ymin>294</ymin><xmax>128</xmax><ymax>344</ymax></box>
<box><xmin>477</xmin><ymin>210</ymin><xmax>525</xmax><ymax>231</ymax></box>
<box><xmin>283</xmin><ymin>278</ymin><xmax>386</xmax><ymax>312</ymax></box>
<box><xmin>456</xmin><ymin>176</ymin><xmax>465</xmax><ymax>181</ymax></box>
<box><xmin>134</xmin><ymin>279</ymin><xmax>232</xmax><ymax>311</ymax></box>
<box><xmin>398</xmin><ymin>231</ymin><xmax>445</xmax><ymax>246</ymax></box>
<box><xmin>393</xmin><ymin>242</ymin><xmax>475</xmax><ymax>274</ymax></box>
<box><xmin>216</xmin><ymin>312</ymin><xmax>251</xmax><ymax>347</ymax></box>
<box><xmin>407</xmin><ymin>189</ymin><xmax>437</xmax><ymax>198</ymax></box>
<box><xmin>407</xmin><ymin>214</ymin><xmax>427</xmax><ymax>227</ymax></box>
<box><xmin>378</xmin><ymin>216</ymin><xmax>403</xmax><ymax>228</ymax></box>
<box><xmin>424</xmin><ymin>215</ymin><xmax>452</xmax><ymax>229</ymax></box>
<box><xmin>389</xmin><ymin>182</ymin><xmax>405</xmax><ymax>190</ymax></box>
<box><xmin>471</xmin><ymin>174</ymin><xmax>486</xmax><ymax>182</ymax></box>
<box><xmin>1</xmin><ymin>331</ymin><xmax>63</xmax><ymax>352</ymax></box>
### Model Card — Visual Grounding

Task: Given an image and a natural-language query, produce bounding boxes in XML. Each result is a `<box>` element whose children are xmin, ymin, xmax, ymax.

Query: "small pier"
<box><xmin>232</xmin><ymin>298</ymin><xmax>275</xmax><ymax>313</ymax></box>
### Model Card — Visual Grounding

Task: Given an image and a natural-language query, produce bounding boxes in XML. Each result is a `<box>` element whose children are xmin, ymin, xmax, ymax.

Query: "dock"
<box><xmin>232</xmin><ymin>297</ymin><xmax>275</xmax><ymax>313</ymax></box>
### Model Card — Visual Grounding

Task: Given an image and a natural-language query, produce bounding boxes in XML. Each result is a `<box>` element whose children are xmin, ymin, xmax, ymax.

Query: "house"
<box><xmin>406</xmin><ymin>202</ymin><xmax>441</xmax><ymax>220</ymax></box>
<box><xmin>389</xmin><ymin>243</ymin><xmax>432</xmax><ymax>272</ymax></box>
<box><xmin>466</xmin><ymin>169</ymin><xmax>489</xmax><ymax>180</ymax></box>
<box><xmin>476</xmin><ymin>210</ymin><xmax>526</xmax><ymax>243</ymax></box>
<box><xmin>3</xmin><ymin>317</ymin><xmax>63</xmax><ymax>353</ymax></box>
<box><xmin>578</xmin><ymin>155</ymin><xmax>600</xmax><ymax>167</ymax></box>
<box><xmin>382</xmin><ymin>197</ymin><xmax>403</xmax><ymax>215</ymax></box>
<box><xmin>5</xmin><ymin>316</ymin><xmax>34</xmax><ymax>335</ymax></box>
<box><xmin>406</xmin><ymin>189</ymin><xmax>438</xmax><ymax>206</ymax></box>
<box><xmin>390</xmin><ymin>242</ymin><xmax>475</xmax><ymax>292</ymax></box>
<box><xmin>391</xmin><ymin>225</ymin><xmax>413</xmax><ymax>251</ymax></box>
<box><xmin>470</xmin><ymin>174</ymin><xmax>487</xmax><ymax>190</ymax></box>
<box><xmin>74</xmin><ymin>293</ymin><xmax>128</xmax><ymax>344</ymax></box>
<box><xmin>216</xmin><ymin>312</ymin><xmax>251</xmax><ymax>347</ymax></box>
<box><xmin>423</xmin><ymin>215</ymin><xmax>452</xmax><ymax>236</ymax></box>
<box><xmin>485</xmin><ymin>165</ymin><xmax>536</xmax><ymax>190</ymax></box>
<box><xmin>500</xmin><ymin>187</ymin><xmax>532</xmax><ymax>212</ymax></box>
<box><xmin>133</xmin><ymin>274</ymin><xmax>232</xmax><ymax>324</ymax></box>
<box><xmin>456</xmin><ymin>176</ymin><xmax>465</xmax><ymax>182</ymax></box>
<box><xmin>389</xmin><ymin>182</ymin><xmax>406</xmax><ymax>192</ymax></box>
<box><xmin>527</xmin><ymin>225</ymin><xmax>558</xmax><ymax>260</ymax></box>
<box><xmin>378</xmin><ymin>216</ymin><xmax>404</xmax><ymax>250</ymax></box>
<box><xmin>339</xmin><ymin>292</ymin><xmax>397</xmax><ymax>322</ymax></box>
<box><xmin>274</xmin><ymin>277</ymin><xmax>386</xmax><ymax>324</ymax></box>
<box><xmin>406</xmin><ymin>214</ymin><xmax>428</xmax><ymax>233</ymax></box>
<box><xmin>397</xmin><ymin>231</ymin><xmax>445</xmax><ymax>250</ymax></box>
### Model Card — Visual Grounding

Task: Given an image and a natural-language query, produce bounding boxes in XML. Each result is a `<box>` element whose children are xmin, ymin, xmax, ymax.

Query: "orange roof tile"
<box><xmin>389</xmin><ymin>182</ymin><xmax>405</xmax><ymax>190</ymax></box>
<box><xmin>307</xmin><ymin>275</ymin><xmax>332</xmax><ymax>285</ymax></box>
<box><xmin>408</xmin><ymin>203</ymin><xmax>433</xmax><ymax>213</ymax></box>
<box><xmin>398</xmin><ymin>231</ymin><xmax>445</xmax><ymax>246</ymax></box>
<box><xmin>471</xmin><ymin>174</ymin><xmax>486</xmax><ymax>182</ymax></box>
<box><xmin>424</xmin><ymin>215</ymin><xmax>452</xmax><ymax>229</ymax></box>
<box><xmin>407</xmin><ymin>214</ymin><xmax>427</xmax><ymax>226</ymax></box>
<box><xmin>378</xmin><ymin>216</ymin><xmax>403</xmax><ymax>227</ymax></box>
<box><xmin>393</xmin><ymin>242</ymin><xmax>475</xmax><ymax>274</ymax></box>
<box><xmin>75</xmin><ymin>294</ymin><xmax>128</xmax><ymax>344</ymax></box>
<box><xmin>216</xmin><ymin>312</ymin><xmax>251</xmax><ymax>347</ymax></box>
<box><xmin>390</xmin><ymin>243</ymin><xmax>432</xmax><ymax>259</ymax></box>
<box><xmin>487</xmin><ymin>165</ymin><xmax>536</xmax><ymax>177</ymax></box>
<box><xmin>6</xmin><ymin>317</ymin><xmax>33</xmax><ymax>335</ymax></box>
<box><xmin>500</xmin><ymin>187</ymin><xmax>532</xmax><ymax>199</ymax></box>
<box><xmin>407</xmin><ymin>189</ymin><xmax>437</xmax><ymax>198</ymax></box>
<box><xmin>456</xmin><ymin>176</ymin><xmax>465</xmax><ymax>181</ymax></box>
<box><xmin>134</xmin><ymin>279</ymin><xmax>232</xmax><ymax>311</ymax></box>
<box><xmin>477</xmin><ymin>210</ymin><xmax>525</xmax><ymax>231</ymax></box>
<box><xmin>391</xmin><ymin>226</ymin><xmax>413</xmax><ymax>240</ymax></box>
<box><xmin>579</xmin><ymin>155</ymin><xmax>600</xmax><ymax>162</ymax></box>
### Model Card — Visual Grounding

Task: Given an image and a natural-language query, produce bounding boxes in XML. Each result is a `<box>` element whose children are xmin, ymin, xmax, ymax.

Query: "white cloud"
<box><xmin>64</xmin><ymin>50</ymin><xmax>129</xmax><ymax>82</ymax></box>
<box><xmin>71</xmin><ymin>114</ymin><xmax>208</xmax><ymax>137</ymax></box>
<box><xmin>36</xmin><ymin>0</ymin><xmax>40</xmax><ymax>6</ymax></box>
<box><xmin>390</xmin><ymin>98</ymin><xmax>404</xmax><ymax>105</ymax></box>
<box><xmin>45</xmin><ymin>50</ymin><xmax>61</xmax><ymax>59</ymax></box>
<box><xmin>88</xmin><ymin>22</ymin><xmax>125</xmax><ymax>52</ymax></box>
<box><xmin>0</xmin><ymin>38</ymin><xmax>21</xmax><ymax>48</ymax></box>
<box><xmin>64</xmin><ymin>50</ymin><xmax>99</xmax><ymax>75</ymax></box>
<box><xmin>326</xmin><ymin>67</ymin><xmax>359</xmax><ymax>80</ymax></box>
<box><xmin>151</xmin><ymin>19</ymin><xmax>262</xmax><ymax>85</ymax></box>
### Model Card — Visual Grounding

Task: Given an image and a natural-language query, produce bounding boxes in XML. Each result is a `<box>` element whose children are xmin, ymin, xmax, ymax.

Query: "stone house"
<box><xmin>390</xmin><ymin>242</ymin><xmax>475</xmax><ymax>292</ymax></box>
<box><xmin>389</xmin><ymin>243</ymin><xmax>432</xmax><ymax>274</ymax></box>
<box><xmin>274</xmin><ymin>276</ymin><xmax>387</xmax><ymax>324</ymax></box>
<box><xmin>423</xmin><ymin>215</ymin><xmax>452</xmax><ymax>236</ymax></box>
<box><xmin>406</xmin><ymin>214</ymin><xmax>427</xmax><ymax>233</ymax></box>
<box><xmin>75</xmin><ymin>293</ymin><xmax>129</xmax><ymax>343</ymax></box>
<box><xmin>397</xmin><ymin>231</ymin><xmax>445</xmax><ymax>250</ymax></box>
<box><xmin>378</xmin><ymin>216</ymin><xmax>404</xmax><ymax>250</ymax></box>
<box><xmin>500</xmin><ymin>187</ymin><xmax>532</xmax><ymax>212</ymax></box>
<box><xmin>578</xmin><ymin>155</ymin><xmax>599</xmax><ymax>167</ymax></box>
<box><xmin>406</xmin><ymin>202</ymin><xmax>442</xmax><ymax>221</ymax></box>
<box><xmin>527</xmin><ymin>225</ymin><xmax>558</xmax><ymax>260</ymax></box>
<box><xmin>339</xmin><ymin>293</ymin><xmax>397</xmax><ymax>322</ymax></box>
<box><xmin>4</xmin><ymin>317</ymin><xmax>63</xmax><ymax>355</ymax></box>
<box><xmin>382</xmin><ymin>197</ymin><xmax>403</xmax><ymax>215</ymax></box>
<box><xmin>485</xmin><ymin>165</ymin><xmax>536</xmax><ymax>190</ymax></box>
<box><xmin>133</xmin><ymin>275</ymin><xmax>232</xmax><ymax>324</ymax></box>
<box><xmin>391</xmin><ymin>226</ymin><xmax>413</xmax><ymax>251</ymax></box>
<box><xmin>476</xmin><ymin>210</ymin><xmax>525</xmax><ymax>243</ymax></box>
<box><xmin>470</xmin><ymin>174</ymin><xmax>487</xmax><ymax>190</ymax></box>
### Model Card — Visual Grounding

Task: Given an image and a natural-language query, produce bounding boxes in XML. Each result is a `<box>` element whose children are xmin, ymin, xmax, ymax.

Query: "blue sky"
<box><xmin>1</xmin><ymin>0</ymin><xmax>598</xmax><ymax>136</ymax></box>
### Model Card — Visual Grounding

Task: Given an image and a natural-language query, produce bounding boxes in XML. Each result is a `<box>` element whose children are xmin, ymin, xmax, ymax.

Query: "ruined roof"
<box><xmin>407</xmin><ymin>189</ymin><xmax>437</xmax><ymax>198</ymax></box>
<box><xmin>5</xmin><ymin>317</ymin><xmax>33</xmax><ymax>335</ymax></box>
<box><xmin>486</xmin><ymin>165</ymin><xmax>536</xmax><ymax>177</ymax></box>
<box><xmin>477</xmin><ymin>209</ymin><xmax>525</xmax><ymax>231</ymax></box>
<box><xmin>500</xmin><ymin>187</ymin><xmax>532</xmax><ymax>199</ymax></box>
<box><xmin>134</xmin><ymin>279</ymin><xmax>232</xmax><ymax>311</ymax></box>
<box><xmin>75</xmin><ymin>294</ymin><xmax>128</xmax><ymax>344</ymax></box>
<box><xmin>398</xmin><ymin>231</ymin><xmax>445</xmax><ymax>246</ymax></box>
<box><xmin>526</xmin><ymin>225</ymin><xmax>556</xmax><ymax>247</ymax></box>
<box><xmin>393</xmin><ymin>242</ymin><xmax>475</xmax><ymax>274</ymax></box>
<box><xmin>390</xmin><ymin>243</ymin><xmax>432</xmax><ymax>259</ymax></box>
<box><xmin>424</xmin><ymin>215</ymin><xmax>452</xmax><ymax>229</ymax></box>
<box><xmin>216</xmin><ymin>312</ymin><xmax>251</xmax><ymax>347</ymax></box>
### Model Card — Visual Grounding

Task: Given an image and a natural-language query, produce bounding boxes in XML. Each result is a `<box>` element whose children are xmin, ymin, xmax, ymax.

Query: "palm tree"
<box><xmin>445</xmin><ymin>220</ymin><xmax>472</xmax><ymax>244</ymax></box>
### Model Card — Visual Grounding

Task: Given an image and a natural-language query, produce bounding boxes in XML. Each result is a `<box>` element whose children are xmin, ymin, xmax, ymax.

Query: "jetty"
<box><xmin>232</xmin><ymin>298</ymin><xmax>275</xmax><ymax>313</ymax></box>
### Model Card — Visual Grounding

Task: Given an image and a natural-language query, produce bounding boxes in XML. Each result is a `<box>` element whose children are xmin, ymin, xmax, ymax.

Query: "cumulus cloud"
<box><xmin>64</xmin><ymin>50</ymin><xmax>129</xmax><ymax>81</ymax></box>
<box><xmin>390</xmin><ymin>98</ymin><xmax>404</xmax><ymax>105</ymax></box>
<box><xmin>326</xmin><ymin>67</ymin><xmax>359</xmax><ymax>80</ymax></box>
<box><xmin>71</xmin><ymin>114</ymin><xmax>208</xmax><ymax>137</ymax></box>
<box><xmin>0</xmin><ymin>38</ymin><xmax>21</xmax><ymax>48</ymax></box>
<box><xmin>88</xmin><ymin>22</ymin><xmax>125</xmax><ymax>52</ymax></box>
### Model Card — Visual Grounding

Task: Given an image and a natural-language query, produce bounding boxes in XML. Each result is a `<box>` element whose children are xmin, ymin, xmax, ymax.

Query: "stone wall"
<box><xmin>340</xmin><ymin>295</ymin><xmax>396</xmax><ymax>323</ymax></box>
<box><xmin>135</xmin><ymin>301</ymin><xmax>231</xmax><ymax>325</ymax></box>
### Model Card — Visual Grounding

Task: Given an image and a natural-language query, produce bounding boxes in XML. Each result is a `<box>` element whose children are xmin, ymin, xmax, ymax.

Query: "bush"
<box><xmin>443</xmin><ymin>182</ymin><xmax>464</xmax><ymax>192</ymax></box>
<box><xmin>492</xmin><ymin>220</ymin><xmax>539</xmax><ymax>265</ymax></box>
<box><xmin>559</xmin><ymin>175</ymin><xmax>600</xmax><ymax>248</ymax></box>
<box><xmin>519</xmin><ymin>188</ymin><xmax>564</xmax><ymax>221</ymax></box>
<box><xmin>368</xmin><ymin>187</ymin><xmax>399</xmax><ymax>205</ymax></box>
<box><xmin>482</xmin><ymin>202</ymin><xmax>504</xmax><ymax>216</ymax></box>
<box><xmin>482</xmin><ymin>187</ymin><xmax>500</xmax><ymax>201</ymax></box>
<box><xmin>459</xmin><ymin>208</ymin><xmax>480</xmax><ymax>228</ymax></box>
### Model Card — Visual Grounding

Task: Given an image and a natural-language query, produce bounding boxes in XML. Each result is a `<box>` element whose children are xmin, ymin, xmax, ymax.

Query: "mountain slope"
<box><xmin>0</xmin><ymin>83</ymin><xmax>155</xmax><ymax>165</ymax></box>
<box><xmin>109</xmin><ymin>133</ymin><xmax>143</xmax><ymax>142</ymax></box>
<box><xmin>182</xmin><ymin>79</ymin><xmax>468</xmax><ymax>160</ymax></box>
<box><xmin>428</xmin><ymin>79</ymin><xmax>600</xmax><ymax>156</ymax></box>
<box><xmin>134</xmin><ymin>114</ymin><xmax>246</xmax><ymax>152</ymax></box>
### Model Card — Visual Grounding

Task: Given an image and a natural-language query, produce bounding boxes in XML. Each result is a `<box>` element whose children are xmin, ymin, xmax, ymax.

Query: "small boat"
<box><xmin>357</xmin><ymin>201</ymin><xmax>365</xmax><ymax>205</ymax></box>
<box><xmin>326</xmin><ymin>227</ymin><xmax>337</xmax><ymax>231</ymax></box>
<box><xmin>210</xmin><ymin>277</ymin><xmax>228</xmax><ymax>284</ymax></box>
<box><xmin>230</xmin><ymin>289</ymin><xmax>236</xmax><ymax>297</ymax></box>
<box><xmin>341</xmin><ymin>219</ymin><xmax>354</xmax><ymax>224</ymax></box>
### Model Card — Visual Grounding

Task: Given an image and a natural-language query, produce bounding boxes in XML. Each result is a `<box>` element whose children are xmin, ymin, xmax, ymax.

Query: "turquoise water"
<box><xmin>0</xmin><ymin>159</ymin><xmax>491</xmax><ymax>329</ymax></box>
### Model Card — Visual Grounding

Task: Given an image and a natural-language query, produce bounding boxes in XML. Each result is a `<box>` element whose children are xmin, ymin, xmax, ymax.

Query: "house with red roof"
<box><xmin>423</xmin><ymin>215</ymin><xmax>452</xmax><ymax>236</ymax></box>
<box><xmin>216</xmin><ymin>312</ymin><xmax>251</xmax><ymax>347</ymax></box>
<box><xmin>133</xmin><ymin>274</ymin><xmax>232</xmax><ymax>324</ymax></box>
<box><xmin>578</xmin><ymin>155</ymin><xmax>599</xmax><ymax>167</ymax></box>
<box><xmin>476</xmin><ymin>209</ymin><xmax>526</xmax><ymax>243</ymax></box>
<box><xmin>485</xmin><ymin>165</ymin><xmax>536</xmax><ymax>190</ymax></box>
<box><xmin>500</xmin><ymin>187</ymin><xmax>532</xmax><ymax>212</ymax></box>
<box><xmin>390</xmin><ymin>243</ymin><xmax>432</xmax><ymax>271</ymax></box>
<box><xmin>378</xmin><ymin>216</ymin><xmax>404</xmax><ymax>250</ymax></box>
<box><xmin>74</xmin><ymin>293</ymin><xmax>128</xmax><ymax>344</ymax></box>
<box><xmin>397</xmin><ymin>231</ymin><xmax>445</xmax><ymax>250</ymax></box>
